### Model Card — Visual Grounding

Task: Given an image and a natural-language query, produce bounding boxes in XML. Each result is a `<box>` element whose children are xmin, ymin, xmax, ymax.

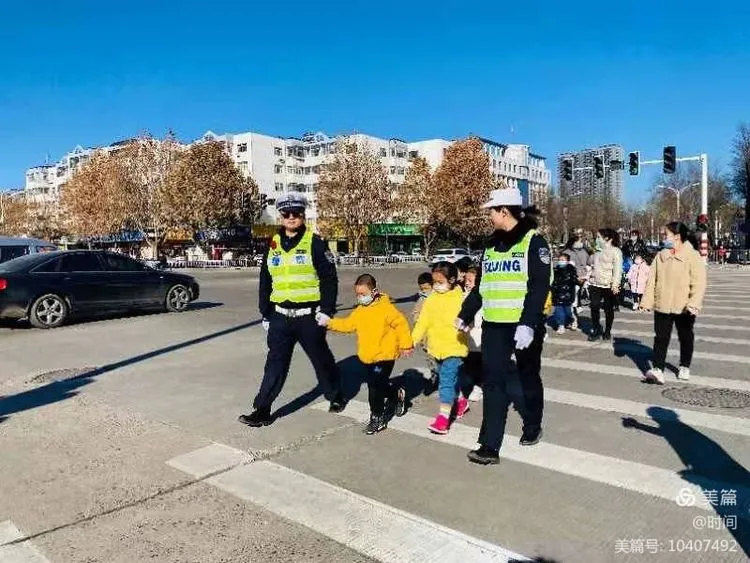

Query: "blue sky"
<box><xmin>1</xmin><ymin>0</ymin><xmax>748</xmax><ymax>205</ymax></box>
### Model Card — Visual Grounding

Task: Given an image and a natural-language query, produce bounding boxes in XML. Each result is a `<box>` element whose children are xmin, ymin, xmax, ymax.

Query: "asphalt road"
<box><xmin>1</xmin><ymin>264</ymin><xmax>749</xmax><ymax>563</ymax></box>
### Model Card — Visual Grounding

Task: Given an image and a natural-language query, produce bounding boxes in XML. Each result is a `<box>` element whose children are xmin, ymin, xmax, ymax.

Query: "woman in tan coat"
<box><xmin>640</xmin><ymin>222</ymin><xmax>706</xmax><ymax>384</ymax></box>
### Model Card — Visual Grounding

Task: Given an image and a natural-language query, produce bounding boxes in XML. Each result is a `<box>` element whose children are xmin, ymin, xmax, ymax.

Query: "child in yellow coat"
<box><xmin>323</xmin><ymin>273</ymin><xmax>414</xmax><ymax>434</ymax></box>
<box><xmin>412</xmin><ymin>262</ymin><xmax>469</xmax><ymax>435</ymax></box>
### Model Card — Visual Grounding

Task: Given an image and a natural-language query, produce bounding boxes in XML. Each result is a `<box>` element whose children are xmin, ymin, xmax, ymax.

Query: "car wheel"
<box><xmin>29</xmin><ymin>294</ymin><xmax>68</xmax><ymax>329</ymax></box>
<box><xmin>165</xmin><ymin>284</ymin><xmax>190</xmax><ymax>312</ymax></box>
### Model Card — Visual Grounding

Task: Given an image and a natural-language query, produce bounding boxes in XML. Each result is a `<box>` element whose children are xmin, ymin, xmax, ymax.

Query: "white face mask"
<box><xmin>433</xmin><ymin>283</ymin><xmax>449</xmax><ymax>293</ymax></box>
<box><xmin>573</xmin><ymin>241</ymin><xmax>583</xmax><ymax>249</ymax></box>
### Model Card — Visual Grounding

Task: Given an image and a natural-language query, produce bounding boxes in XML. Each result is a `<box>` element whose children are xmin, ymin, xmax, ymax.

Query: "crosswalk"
<box><xmin>0</xmin><ymin>521</ymin><xmax>50</xmax><ymax>563</ymax></box>
<box><xmin>162</xmin><ymin>269</ymin><xmax>750</xmax><ymax>563</ymax></box>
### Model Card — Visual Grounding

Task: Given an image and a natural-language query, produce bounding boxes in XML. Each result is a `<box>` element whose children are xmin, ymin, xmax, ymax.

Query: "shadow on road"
<box><xmin>510</xmin><ymin>558</ymin><xmax>560</xmax><ymax>563</ymax></box>
<box><xmin>613</xmin><ymin>337</ymin><xmax>679</xmax><ymax>377</ymax></box>
<box><xmin>623</xmin><ymin>406</ymin><xmax>750</xmax><ymax>557</ymax></box>
<box><xmin>0</xmin><ymin>318</ymin><xmax>260</xmax><ymax>424</ymax></box>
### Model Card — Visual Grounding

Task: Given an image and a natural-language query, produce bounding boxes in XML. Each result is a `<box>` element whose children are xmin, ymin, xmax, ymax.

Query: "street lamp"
<box><xmin>656</xmin><ymin>183</ymin><xmax>699</xmax><ymax>218</ymax></box>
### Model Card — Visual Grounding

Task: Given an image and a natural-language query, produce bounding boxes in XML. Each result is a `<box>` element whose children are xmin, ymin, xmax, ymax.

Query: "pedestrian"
<box><xmin>461</xmin><ymin>266</ymin><xmax>483</xmax><ymax>402</ymax></box>
<box><xmin>626</xmin><ymin>253</ymin><xmax>650</xmax><ymax>310</ymax></box>
<box><xmin>455</xmin><ymin>256</ymin><xmax>473</xmax><ymax>288</ymax></box>
<box><xmin>457</xmin><ymin>187</ymin><xmax>551</xmax><ymax>465</ymax></box>
<box><xmin>238</xmin><ymin>192</ymin><xmax>345</xmax><ymax>427</ymax></box>
<box><xmin>622</xmin><ymin>229</ymin><xmax>648</xmax><ymax>262</ymax></box>
<box><xmin>588</xmin><ymin>228</ymin><xmax>623</xmax><ymax>342</ymax></box>
<box><xmin>412</xmin><ymin>271</ymin><xmax>433</xmax><ymax>323</ymax></box>
<box><xmin>563</xmin><ymin>231</ymin><xmax>590</xmax><ymax>329</ymax></box>
<box><xmin>321</xmin><ymin>274</ymin><xmax>414</xmax><ymax>434</ymax></box>
<box><xmin>640</xmin><ymin>222</ymin><xmax>706</xmax><ymax>384</ymax></box>
<box><xmin>411</xmin><ymin>261</ymin><xmax>469</xmax><ymax>435</ymax></box>
<box><xmin>549</xmin><ymin>252</ymin><xmax>577</xmax><ymax>333</ymax></box>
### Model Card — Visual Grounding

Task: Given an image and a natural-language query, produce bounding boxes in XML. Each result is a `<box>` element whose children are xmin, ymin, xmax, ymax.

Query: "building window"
<box><xmin>274</xmin><ymin>164</ymin><xmax>282</xmax><ymax>174</ymax></box>
<box><xmin>312</xmin><ymin>148</ymin><xmax>320</xmax><ymax>157</ymax></box>
<box><xmin>275</xmin><ymin>182</ymin><xmax>284</xmax><ymax>192</ymax></box>
<box><xmin>287</xmin><ymin>166</ymin><xmax>294</xmax><ymax>174</ymax></box>
<box><xmin>379</xmin><ymin>148</ymin><xmax>387</xmax><ymax>157</ymax></box>
<box><xmin>396</xmin><ymin>150</ymin><xmax>406</xmax><ymax>158</ymax></box>
<box><xmin>274</xmin><ymin>147</ymin><xmax>282</xmax><ymax>156</ymax></box>
<box><xmin>396</xmin><ymin>167</ymin><xmax>405</xmax><ymax>175</ymax></box>
<box><xmin>390</xmin><ymin>166</ymin><xmax>396</xmax><ymax>174</ymax></box>
<box><xmin>390</xmin><ymin>148</ymin><xmax>396</xmax><ymax>157</ymax></box>
<box><xmin>409</xmin><ymin>150</ymin><xmax>418</xmax><ymax>159</ymax></box>
<box><xmin>237</xmin><ymin>143</ymin><xmax>248</xmax><ymax>153</ymax></box>
<box><xmin>238</xmin><ymin>161</ymin><xmax>249</xmax><ymax>174</ymax></box>
<box><xmin>304</xmin><ymin>167</ymin><xmax>311</xmax><ymax>175</ymax></box>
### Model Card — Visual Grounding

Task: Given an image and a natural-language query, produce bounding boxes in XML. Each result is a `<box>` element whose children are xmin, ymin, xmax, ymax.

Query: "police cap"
<box><xmin>276</xmin><ymin>192</ymin><xmax>308</xmax><ymax>212</ymax></box>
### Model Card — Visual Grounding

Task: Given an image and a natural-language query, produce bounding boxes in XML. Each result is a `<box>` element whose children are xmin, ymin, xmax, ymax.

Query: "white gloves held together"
<box><xmin>454</xmin><ymin>319</ymin><xmax>534</xmax><ymax>350</ymax></box>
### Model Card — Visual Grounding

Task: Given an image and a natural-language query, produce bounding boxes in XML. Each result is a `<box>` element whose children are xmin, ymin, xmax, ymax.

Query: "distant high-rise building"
<box><xmin>558</xmin><ymin>144</ymin><xmax>624</xmax><ymax>202</ymax></box>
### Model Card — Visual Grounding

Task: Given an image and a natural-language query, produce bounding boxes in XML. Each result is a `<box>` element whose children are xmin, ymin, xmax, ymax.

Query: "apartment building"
<box><xmin>558</xmin><ymin>144</ymin><xmax>624</xmax><ymax>202</ymax></box>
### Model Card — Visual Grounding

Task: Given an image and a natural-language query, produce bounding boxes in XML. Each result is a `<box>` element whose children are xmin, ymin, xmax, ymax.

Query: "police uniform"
<box><xmin>459</xmin><ymin>188</ymin><xmax>551</xmax><ymax>463</ymax></box>
<box><xmin>240</xmin><ymin>193</ymin><xmax>343</xmax><ymax>426</ymax></box>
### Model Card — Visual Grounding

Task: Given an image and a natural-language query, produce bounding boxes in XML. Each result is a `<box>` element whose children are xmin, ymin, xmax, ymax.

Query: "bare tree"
<box><xmin>166</xmin><ymin>140</ymin><xmax>260</xmax><ymax>235</ymax></box>
<box><xmin>0</xmin><ymin>193</ymin><xmax>29</xmax><ymax>236</ymax></box>
<box><xmin>730</xmin><ymin>123</ymin><xmax>750</xmax><ymax>247</ymax></box>
<box><xmin>316</xmin><ymin>138</ymin><xmax>391</xmax><ymax>254</ymax></box>
<box><xmin>431</xmin><ymin>137</ymin><xmax>494</xmax><ymax>248</ymax></box>
<box><xmin>392</xmin><ymin>155</ymin><xmax>439</xmax><ymax>254</ymax></box>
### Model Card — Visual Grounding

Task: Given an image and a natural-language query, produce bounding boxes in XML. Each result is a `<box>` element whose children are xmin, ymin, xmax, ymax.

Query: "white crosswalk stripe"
<box><xmin>167</xmin><ymin>448</ymin><xmax>530</xmax><ymax>562</ymax></box>
<box><xmin>614</xmin><ymin>317</ymin><xmax>750</xmax><ymax>332</ymax></box>
<box><xmin>0</xmin><ymin>521</ymin><xmax>50</xmax><ymax>562</ymax></box>
<box><xmin>614</xmin><ymin>329</ymin><xmax>750</xmax><ymax>347</ymax></box>
<box><xmin>313</xmin><ymin>400</ymin><xmax>750</xmax><ymax>519</ymax></box>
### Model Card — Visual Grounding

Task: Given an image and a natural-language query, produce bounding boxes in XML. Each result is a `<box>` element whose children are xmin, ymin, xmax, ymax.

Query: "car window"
<box><xmin>0</xmin><ymin>245</ymin><xmax>29</xmax><ymax>263</ymax></box>
<box><xmin>103</xmin><ymin>253</ymin><xmax>147</xmax><ymax>272</ymax></box>
<box><xmin>456</xmin><ymin>249</ymin><xmax>469</xmax><ymax>255</ymax></box>
<box><xmin>436</xmin><ymin>249</ymin><xmax>452</xmax><ymax>254</ymax></box>
<box><xmin>60</xmin><ymin>253</ymin><xmax>104</xmax><ymax>272</ymax></box>
<box><xmin>33</xmin><ymin>257</ymin><xmax>63</xmax><ymax>273</ymax></box>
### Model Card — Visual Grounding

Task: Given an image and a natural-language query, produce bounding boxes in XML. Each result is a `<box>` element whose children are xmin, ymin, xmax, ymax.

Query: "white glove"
<box><xmin>514</xmin><ymin>325</ymin><xmax>534</xmax><ymax>350</ymax></box>
<box><xmin>454</xmin><ymin>318</ymin><xmax>470</xmax><ymax>333</ymax></box>
<box><xmin>315</xmin><ymin>312</ymin><xmax>331</xmax><ymax>327</ymax></box>
<box><xmin>261</xmin><ymin>318</ymin><xmax>270</xmax><ymax>332</ymax></box>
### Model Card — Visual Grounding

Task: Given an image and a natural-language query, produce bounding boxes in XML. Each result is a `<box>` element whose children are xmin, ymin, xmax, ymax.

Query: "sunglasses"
<box><xmin>280</xmin><ymin>210</ymin><xmax>303</xmax><ymax>219</ymax></box>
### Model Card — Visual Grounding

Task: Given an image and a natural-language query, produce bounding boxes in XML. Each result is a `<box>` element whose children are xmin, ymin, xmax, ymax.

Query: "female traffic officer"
<box><xmin>457</xmin><ymin>187</ymin><xmax>551</xmax><ymax>465</ymax></box>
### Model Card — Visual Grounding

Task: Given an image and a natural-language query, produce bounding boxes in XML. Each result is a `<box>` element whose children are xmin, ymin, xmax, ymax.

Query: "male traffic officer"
<box><xmin>457</xmin><ymin>187</ymin><xmax>551</xmax><ymax>465</ymax></box>
<box><xmin>239</xmin><ymin>192</ymin><xmax>345</xmax><ymax>427</ymax></box>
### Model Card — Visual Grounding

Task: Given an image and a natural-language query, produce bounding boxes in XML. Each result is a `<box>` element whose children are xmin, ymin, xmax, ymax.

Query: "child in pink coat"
<box><xmin>627</xmin><ymin>254</ymin><xmax>650</xmax><ymax>310</ymax></box>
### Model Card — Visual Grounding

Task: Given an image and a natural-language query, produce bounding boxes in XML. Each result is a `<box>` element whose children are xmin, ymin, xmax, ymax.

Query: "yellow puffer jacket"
<box><xmin>411</xmin><ymin>287</ymin><xmax>468</xmax><ymax>360</ymax></box>
<box><xmin>327</xmin><ymin>293</ymin><xmax>413</xmax><ymax>364</ymax></box>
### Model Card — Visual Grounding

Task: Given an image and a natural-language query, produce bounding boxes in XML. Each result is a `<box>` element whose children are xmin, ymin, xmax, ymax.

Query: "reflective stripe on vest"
<box><xmin>268</xmin><ymin>230</ymin><xmax>321</xmax><ymax>304</ymax></box>
<box><xmin>479</xmin><ymin>229</ymin><xmax>535</xmax><ymax>323</ymax></box>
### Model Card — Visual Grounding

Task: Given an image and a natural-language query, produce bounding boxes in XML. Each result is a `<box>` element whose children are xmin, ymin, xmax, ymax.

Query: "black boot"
<box><xmin>238</xmin><ymin>407</ymin><xmax>273</xmax><ymax>427</ymax></box>
<box><xmin>520</xmin><ymin>425</ymin><xmax>543</xmax><ymax>446</ymax></box>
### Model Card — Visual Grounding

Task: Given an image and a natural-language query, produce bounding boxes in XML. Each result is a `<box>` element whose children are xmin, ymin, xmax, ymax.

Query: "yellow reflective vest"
<box><xmin>268</xmin><ymin>230</ymin><xmax>321</xmax><ymax>304</ymax></box>
<box><xmin>479</xmin><ymin>229</ymin><xmax>536</xmax><ymax>323</ymax></box>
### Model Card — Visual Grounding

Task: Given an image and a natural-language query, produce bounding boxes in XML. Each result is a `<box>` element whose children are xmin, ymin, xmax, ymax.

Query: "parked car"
<box><xmin>0</xmin><ymin>250</ymin><xmax>200</xmax><ymax>329</ymax></box>
<box><xmin>430</xmin><ymin>248</ymin><xmax>471</xmax><ymax>264</ymax></box>
<box><xmin>0</xmin><ymin>237</ymin><xmax>57</xmax><ymax>264</ymax></box>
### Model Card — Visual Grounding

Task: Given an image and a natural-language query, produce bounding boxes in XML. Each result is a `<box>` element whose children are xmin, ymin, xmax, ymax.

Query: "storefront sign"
<box><xmin>368</xmin><ymin>223</ymin><xmax>421</xmax><ymax>236</ymax></box>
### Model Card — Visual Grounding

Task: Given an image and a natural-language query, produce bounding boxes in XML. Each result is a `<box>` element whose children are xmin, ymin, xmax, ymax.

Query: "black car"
<box><xmin>0</xmin><ymin>250</ymin><xmax>200</xmax><ymax>329</ymax></box>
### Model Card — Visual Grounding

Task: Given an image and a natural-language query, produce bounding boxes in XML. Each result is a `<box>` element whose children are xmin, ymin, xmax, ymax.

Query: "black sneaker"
<box><xmin>602</xmin><ymin>332</ymin><xmax>612</xmax><ymax>342</ymax></box>
<box><xmin>238</xmin><ymin>408</ymin><xmax>273</xmax><ymax>427</ymax></box>
<box><xmin>394</xmin><ymin>387</ymin><xmax>407</xmax><ymax>417</ymax></box>
<box><xmin>588</xmin><ymin>331</ymin><xmax>601</xmax><ymax>342</ymax></box>
<box><xmin>520</xmin><ymin>426</ymin><xmax>543</xmax><ymax>446</ymax></box>
<box><xmin>365</xmin><ymin>414</ymin><xmax>387</xmax><ymax>435</ymax></box>
<box><xmin>329</xmin><ymin>394</ymin><xmax>346</xmax><ymax>413</ymax></box>
<box><xmin>467</xmin><ymin>446</ymin><xmax>500</xmax><ymax>465</ymax></box>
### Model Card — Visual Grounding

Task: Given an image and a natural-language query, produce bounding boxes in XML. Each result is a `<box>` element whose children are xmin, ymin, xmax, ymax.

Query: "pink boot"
<box><xmin>428</xmin><ymin>414</ymin><xmax>450</xmax><ymax>435</ymax></box>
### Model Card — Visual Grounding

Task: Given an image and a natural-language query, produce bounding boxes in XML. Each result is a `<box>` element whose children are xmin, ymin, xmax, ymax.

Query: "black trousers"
<box><xmin>254</xmin><ymin>312</ymin><xmax>340</xmax><ymax>410</ymax></box>
<box><xmin>652</xmin><ymin>311</ymin><xmax>696</xmax><ymax>370</ymax></box>
<box><xmin>460</xmin><ymin>351</ymin><xmax>483</xmax><ymax>397</ymax></box>
<box><xmin>366</xmin><ymin>360</ymin><xmax>396</xmax><ymax>416</ymax></box>
<box><xmin>590</xmin><ymin>285</ymin><xmax>616</xmax><ymax>334</ymax></box>
<box><xmin>479</xmin><ymin>323</ymin><xmax>545</xmax><ymax>452</ymax></box>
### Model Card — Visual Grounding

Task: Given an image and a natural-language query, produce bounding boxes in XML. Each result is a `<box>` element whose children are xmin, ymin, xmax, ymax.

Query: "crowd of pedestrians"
<box><xmin>238</xmin><ymin>189</ymin><xmax>707</xmax><ymax>467</ymax></box>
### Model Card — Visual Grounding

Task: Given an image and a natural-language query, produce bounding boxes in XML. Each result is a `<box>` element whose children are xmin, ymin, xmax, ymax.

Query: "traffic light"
<box><xmin>628</xmin><ymin>151</ymin><xmax>640</xmax><ymax>176</ymax></box>
<box><xmin>663</xmin><ymin>146</ymin><xmax>676</xmax><ymax>174</ymax></box>
<box><xmin>696</xmin><ymin>214</ymin><xmax>709</xmax><ymax>232</ymax></box>
<box><xmin>562</xmin><ymin>158</ymin><xmax>573</xmax><ymax>182</ymax></box>
<box><xmin>594</xmin><ymin>156</ymin><xmax>605</xmax><ymax>179</ymax></box>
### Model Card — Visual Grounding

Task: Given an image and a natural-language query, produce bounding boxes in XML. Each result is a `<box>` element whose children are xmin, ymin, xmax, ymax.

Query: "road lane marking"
<box><xmin>614</xmin><ymin>329</ymin><xmax>750</xmax><ymax>346</ymax></box>
<box><xmin>543</xmin><ymin>388</ymin><xmax>750</xmax><ymax>437</ymax></box>
<box><xmin>167</xmin><ymin>457</ymin><xmax>530</xmax><ymax>562</ymax></box>
<box><xmin>316</xmin><ymin>401</ymin><xmax>750</xmax><ymax>519</ymax></box>
<box><xmin>540</xmin><ymin>358</ymin><xmax>750</xmax><ymax>392</ymax></box>
<box><xmin>618</xmin><ymin>310</ymin><xmax>750</xmax><ymax>320</ymax></box>
<box><xmin>614</xmin><ymin>317</ymin><xmax>750</xmax><ymax>332</ymax></box>
<box><xmin>543</xmin><ymin>337</ymin><xmax>750</xmax><ymax>365</ymax></box>
<box><xmin>0</xmin><ymin>521</ymin><xmax>51</xmax><ymax>562</ymax></box>
<box><xmin>166</xmin><ymin>443</ymin><xmax>252</xmax><ymax>479</ymax></box>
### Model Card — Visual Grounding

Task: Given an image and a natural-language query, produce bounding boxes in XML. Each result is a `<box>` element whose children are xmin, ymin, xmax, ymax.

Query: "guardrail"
<box><xmin>166</xmin><ymin>259</ymin><xmax>259</xmax><ymax>269</ymax></box>
<box><xmin>149</xmin><ymin>255</ymin><xmax>429</xmax><ymax>269</ymax></box>
<box><xmin>708</xmin><ymin>249</ymin><xmax>750</xmax><ymax>265</ymax></box>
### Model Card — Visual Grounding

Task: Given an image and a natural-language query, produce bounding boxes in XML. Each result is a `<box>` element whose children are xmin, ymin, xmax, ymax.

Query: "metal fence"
<box><xmin>154</xmin><ymin>255</ymin><xmax>429</xmax><ymax>269</ymax></box>
<box><xmin>707</xmin><ymin>249</ymin><xmax>750</xmax><ymax>265</ymax></box>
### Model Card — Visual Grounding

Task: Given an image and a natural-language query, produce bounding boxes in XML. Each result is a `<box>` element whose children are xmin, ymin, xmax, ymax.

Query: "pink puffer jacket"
<box><xmin>627</xmin><ymin>261</ymin><xmax>650</xmax><ymax>295</ymax></box>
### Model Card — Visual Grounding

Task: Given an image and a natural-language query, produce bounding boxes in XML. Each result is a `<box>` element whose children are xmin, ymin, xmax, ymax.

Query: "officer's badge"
<box><xmin>538</xmin><ymin>247</ymin><xmax>551</xmax><ymax>265</ymax></box>
<box><xmin>324</xmin><ymin>251</ymin><xmax>335</xmax><ymax>264</ymax></box>
<box><xmin>271</xmin><ymin>256</ymin><xmax>282</xmax><ymax>267</ymax></box>
<box><xmin>295</xmin><ymin>255</ymin><xmax>307</xmax><ymax>265</ymax></box>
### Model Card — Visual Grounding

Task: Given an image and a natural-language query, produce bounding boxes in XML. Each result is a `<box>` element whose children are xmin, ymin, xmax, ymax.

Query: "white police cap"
<box><xmin>481</xmin><ymin>188</ymin><xmax>523</xmax><ymax>209</ymax></box>
<box><xmin>276</xmin><ymin>191</ymin><xmax>308</xmax><ymax>212</ymax></box>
